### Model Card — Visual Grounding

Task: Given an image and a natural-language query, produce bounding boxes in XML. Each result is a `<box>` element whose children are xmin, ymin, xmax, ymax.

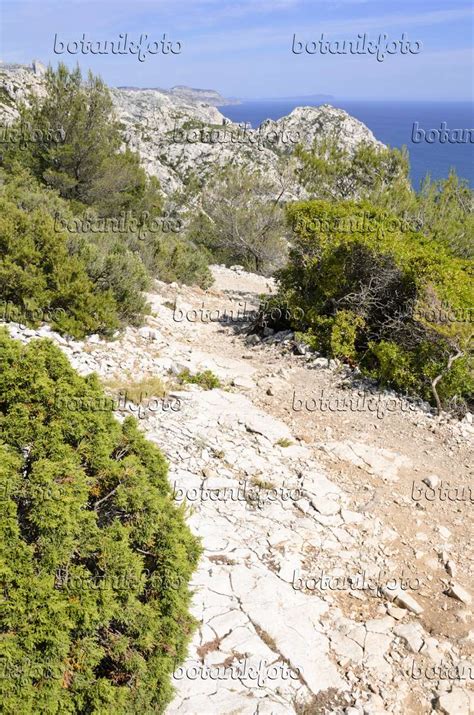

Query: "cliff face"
<box><xmin>0</xmin><ymin>63</ymin><xmax>383</xmax><ymax>197</ymax></box>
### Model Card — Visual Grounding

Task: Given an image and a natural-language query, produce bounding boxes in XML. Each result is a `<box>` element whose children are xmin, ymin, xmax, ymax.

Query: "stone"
<box><xmin>313</xmin><ymin>357</ymin><xmax>329</xmax><ymax>368</ymax></box>
<box><xmin>365</xmin><ymin>617</ymin><xmax>395</xmax><ymax>634</ymax></box>
<box><xmin>310</xmin><ymin>495</ymin><xmax>340</xmax><ymax>516</ymax></box>
<box><xmin>322</xmin><ymin>440</ymin><xmax>412</xmax><ymax>482</ymax></box>
<box><xmin>447</xmin><ymin>582</ymin><xmax>472</xmax><ymax>605</ymax></box>
<box><xmin>386</xmin><ymin>606</ymin><xmax>407</xmax><ymax>621</ymax></box>
<box><xmin>231</xmin><ymin>376</ymin><xmax>256</xmax><ymax>390</ymax></box>
<box><xmin>381</xmin><ymin>585</ymin><xmax>423</xmax><ymax>615</ymax></box>
<box><xmin>436</xmin><ymin>689</ymin><xmax>471</xmax><ymax>715</ymax></box>
<box><xmin>330</xmin><ymin>631</ymin><xmax>364</xmax><ymax>664</ymax></box>
<box><xmin>446</xmin><ymin>560</ymin><xmax>457</xmax><ymax>577</ymax></box>
<box><xmin>293</xmin><ymin>341</ymin><xmax>308</xmax><ymax>355</ymax></box>
<box><xmin>393</xmin><ymin>623</ymin><xmax>424</xmax><ymax>653</ymax></box>
<box><xmin>362</xmin><ymin>694</ymin><xmax>388</xmax><ymax>714</ymax></box>
<box><xmin>423</xmin><ymin>474</ymin><xmax>440</xmax><ymax>488</ymax></box>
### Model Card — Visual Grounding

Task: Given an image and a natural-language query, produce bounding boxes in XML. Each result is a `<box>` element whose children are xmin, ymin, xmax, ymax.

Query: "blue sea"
<box><xmin>219</xmin><ymin>100</ymin><xmax>474</xmax><ymax>189</ymax></box>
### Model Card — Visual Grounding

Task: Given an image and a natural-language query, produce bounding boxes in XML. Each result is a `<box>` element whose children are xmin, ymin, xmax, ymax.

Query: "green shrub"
<box><xmin>150</xmin><ymin>235</ymin><xmax>213</xmax><ymax>289</ymax></box>
<box><xmin>178</xmin><ymin>369</ymin><xmax>221</xmax><ymax>390</ymax></box>
<box><xmin>275</xmin><ymin>200</ymin><xmax>473</xmax><ymax>409</ymax></box>
<box><xmin>296</xmin><ymin>137</ymin><xmax>410</xmax><ymax>203</ymax></box>
<box><xmin>0</xmin><ymin>169</ymin><xmax>153</xmax><ymax>332</ymax></box>
<box><xmin>72</xmin><ymin>233</ymin><xmax>151</xmax><ymax>327</ymax></box>
<box><xmin>0</xmin><ymin>330</ymin><xmax>201</xmax><ymax>713</ymax></box>
<box><xmin>0</xmin><ymin>192</ymin><xmax>121</xmax><ymax>338</ymax></box>
<box><xmin>295</xmin><ymin>136</ymin><xmax>473</xmax><ymax>260</ymax></box>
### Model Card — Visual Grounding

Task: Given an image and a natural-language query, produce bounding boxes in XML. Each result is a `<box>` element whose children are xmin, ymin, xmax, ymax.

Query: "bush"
<box><xmin>296</xmin><ymin>137</ymin><xmax>410</xmax><ymax>202</ymax></box>
<box><xmin>296</xmin><ymin>137</ymin><xmax>473</xmax><ymax>261</ymax></box>
<box><xmin>71</xmin><ymin>233</ymin><xmax>151</xmax><ymax>327</ymax></box>
<box><xmin>0</xmin><ymin>191</ymin><xmax>121</xmax><ymax>338</ymax></box>
<box><xmin>186</xmin><ymin>165</ymin><xmax>288</xmax><ymax>274</ymax></box>
<box><xmin>149</xmin><ymin>234</ymin><xmax>213</xmax><ymax>289</ymax></box>
<box><xmin>0</xmin><ymin>169</ymin><xmax>154</xmax><ymax>332</ymax></box>
<box><xmin>0</xmin><ymin>330</ymin><xmax>201</xmax><ymax>713</ymax></box>
<box><xmin>275</xmin><ymin>200</ymin><xmax>473</xmax><ymax>409</ymax></box>
<box><xmin>177</xmin><ymin>369</ymin><xmax>221</xmax><ymax>390</ymax></box>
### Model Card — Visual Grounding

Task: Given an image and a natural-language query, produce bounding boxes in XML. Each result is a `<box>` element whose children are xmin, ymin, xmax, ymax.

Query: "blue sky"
<box><xmin>0</xmin><ymin>0</ymin><xmax>473</xmax><ymax>100</ymax></box>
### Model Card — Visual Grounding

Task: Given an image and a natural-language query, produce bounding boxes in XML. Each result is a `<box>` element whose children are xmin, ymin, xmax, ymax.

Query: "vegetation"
<box><xmin>296</xmin><ymin>137</ymin><xmax>411</xmax><ymax>204</ymax></box>
<box><xmin>0</xmin><ymin>330</ymin><xmax>201</xmax><ymax>713</ymax></box>
<box><xmin>186</xmin><ymin>165</ymin><xmax>288</xmax><ymax>274</ymax></box>
<box><xmin>296</xmin><ymin>137</ymin><xmax>473</xmax><ymax>260</ymax></box>
<box><xmin>0</xmin><ymin>178</ymin><xmax>121</xmax><ymax>338</ymax></box>
<box><xmin>2</xmin><ymin>63</ymin><xmax>161</xmax><ymax>218</ymax></box>
<box><xmin>0</xmin><ymin>168</ymin><xmax>155</xmax><ymax>336</ymax></box>
<box><xmin>272</xmin><ymin>200</ymin><xmax>473</xmax><ymax>411</ymax></box>
<box><xmin>102</xmin><ymin>375</ymin><xmax>168</xmax><ymax>404</ymax></box>
<box><xmin>0</xmin><ymin>64</ymin><xmax>214</xmax><ymax>338</ymax></box>
<box><xmin>177</xmin><ymin>369</ymin><xmax>221</xmax><ymax>390</ymax></box>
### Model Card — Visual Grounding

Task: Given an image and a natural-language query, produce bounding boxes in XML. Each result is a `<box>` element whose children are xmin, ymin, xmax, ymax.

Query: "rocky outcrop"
<box><xmin>118</xmin><ymin>84</ymin><xmax>240</xmax><ymax>106</ymax></box>
<box><xmin>0</xmin><ymin>62</ymin><xmax>383</xmax><ymax>197</ymax></box>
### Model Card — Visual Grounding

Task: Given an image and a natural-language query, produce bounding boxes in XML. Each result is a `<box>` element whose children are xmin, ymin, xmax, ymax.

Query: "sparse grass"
<box><xmin>196</xmin><ymin>636</ymin><xmax>221</xmax><ymax>659</ymax></box>
<box><xmin>251</xmin><ymin>476</ymin><xmax>276</xmax><ymax>490</ymax></box>
<box><xmin>275</xmin><ymin>437</ymin><xmax>293</xmax><ymax>448</ymax></box>
<box><xmin>178</xmin><ymin>368</ymin><xmax>221</xmax><ymax>390</ymax></box>
<box><xmin>102</xmin><ymin>373</ymin><xmax>168</xmax><ymax>402</ymax></box>
<box><xmin>252</xmin><ymin>623</ymin><xmax>278</xmax><ymax>653</ymax></box>
<box><xmin>293</xmin><ymin>688</ymin><xmax>349</xmax><ymax>714</ymax></box>
<box><xmin>208</xmin><ymin>554</ymin><xmax>237</xmax><ymax>566</ymax></box>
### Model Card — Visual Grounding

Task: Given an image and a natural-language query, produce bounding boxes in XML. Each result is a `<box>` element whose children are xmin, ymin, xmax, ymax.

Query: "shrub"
<box><xmin>149</xmin><ymin>234</ymin><xmax>213</xmax><ymax>289</ymax></box>
<box><xmin>0</xmin><ymin>330</ymin><xmax>201</xmax><ymax>713</ymax></box>
<box><xmin>72</xmin><ymin>234</ymin><xmax>151</xmax><ymax>327</ymax></box>
<box><xmin>275</xmin><ymin>200</ymin><xmax>473</xmax><ymax>409</ymax></box>
<box><xmin>186</xmin><ymin>165</ymin><xmax>288</xmax><ymax>274</ymax></box>
<box><xmin>0</xmin><ymin>192</ymin><xmax>120</xmax><ymax>338</ymax></box>
<box><xmin>177</xmin><ymin>369</ymin><xmax>221</xmax><ymax>390</ymax></box>
<box><xmin>296</xmin><ymin>137</ymin><xmax>473</xmax><ymax>261</ymax></box>
<box><xmin>0</xmin><ymin>169</ymin><xmax>152</xmax><ymax>331</ymax></box>
<box><xmin>296</xmin><ymin>137</ymin><xmax>410</xmax><ymax>202</ymax></box>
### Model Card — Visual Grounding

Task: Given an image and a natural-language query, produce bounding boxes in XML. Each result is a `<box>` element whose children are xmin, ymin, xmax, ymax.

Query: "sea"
<box><xmin>219</xmin><ymin>100</ymin><xmax>474</xmax><ymax>189</ymax></box>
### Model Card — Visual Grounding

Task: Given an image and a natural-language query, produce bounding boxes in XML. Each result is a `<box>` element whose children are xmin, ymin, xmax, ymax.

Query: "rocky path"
<box><xmin>3</xmin><ymin>266</ymin><xmax>473</xmax><ymax>715</ymax></box>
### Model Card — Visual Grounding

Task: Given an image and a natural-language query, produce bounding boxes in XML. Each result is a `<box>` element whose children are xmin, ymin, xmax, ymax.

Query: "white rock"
<box><xmin>231</xmin><ymin>376</ymin><xmax>256</xmax><ymax>390</ymax></box>
<box><xmin>436</xmin><ymin>689</ymin><xmax>471</xmax><ymax>715</ymax></box>
<box><xmin>381</xmin><ymin>585</ymin><xmax>423</xmax><ymax>615</ymax></box>
<box><xmin>423</xmin><ymin>474</ymin><xmax>440</xmax><ymax>488</ymax></box>
<box><xmin>438</xmin><ymin>526</ymin><xmax>452</xmax><ymax>540</ymax></box>
<box><xmin>447</xmin><ymin>582</ymin><xmax>472</xmax><ymax>605</ymax></box>
<box><xmin>393</xmin><ymin>623</ymin><xmax>424</xmax><ymax>653</ymax></box>
<box><xmin>446</xmin><ymin>560</ymin><xmax>457</xmax><ymax>577</ymax></box>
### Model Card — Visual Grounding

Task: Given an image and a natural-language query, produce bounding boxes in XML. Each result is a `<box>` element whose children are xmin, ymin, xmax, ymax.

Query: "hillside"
<box><xmin>0</xmin><ymin>62</ymin><xmax>382</xmax><ymax>196</ymax></box>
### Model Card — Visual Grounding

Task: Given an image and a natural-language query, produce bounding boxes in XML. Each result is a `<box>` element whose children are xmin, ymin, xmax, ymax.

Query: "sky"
<box><xmin>0</xmin><ymin>0</ymin><xmax>473</xmax><ymax>100</ymax></box>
